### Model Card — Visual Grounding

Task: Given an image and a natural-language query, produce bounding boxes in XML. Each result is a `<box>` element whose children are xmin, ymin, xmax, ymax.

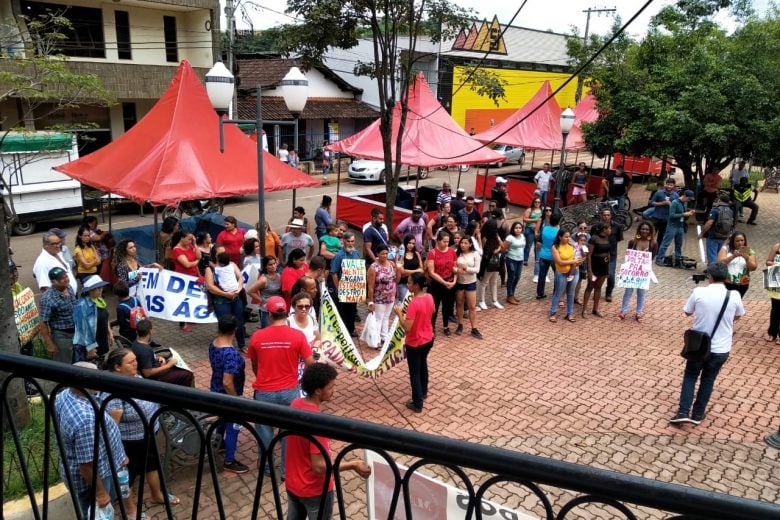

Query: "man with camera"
<box><xmin>670</xmin><ymin>262</ymin><xmax>745</xmax><ymax>426</ymax></box>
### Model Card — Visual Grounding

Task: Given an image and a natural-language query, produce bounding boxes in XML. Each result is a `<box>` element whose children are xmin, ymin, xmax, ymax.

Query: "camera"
<box><xmin>691</xmin><ymin>273</ymin><xmax>706</xmax><ymax>284</ymax></box>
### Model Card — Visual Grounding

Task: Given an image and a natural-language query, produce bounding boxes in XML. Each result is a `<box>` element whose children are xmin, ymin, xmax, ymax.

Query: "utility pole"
<box><xmin>224</xmin><ymin>0</ymin><xmax>237</xmax><ymax>116</ymax></box>
<box><xmin>575</xmin><ymin>6</ymin><xmax>616</xmax><ymax>103</ymax></box>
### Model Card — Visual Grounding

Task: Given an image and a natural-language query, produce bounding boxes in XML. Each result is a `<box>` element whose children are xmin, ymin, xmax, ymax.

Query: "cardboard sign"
<box><xmin>13</xmin><ymin>288</ymin><xmax>41</xmax><ymax>344</ymax></box>
<box><xmin>617</xmin><ymin>249</ymin><xmax>653</xmax><ymax>290</ymax></box>
<box><xmin>337</xmin><ymin>258</ymin><xmax>366</xmax><ymax>303</ymax></box>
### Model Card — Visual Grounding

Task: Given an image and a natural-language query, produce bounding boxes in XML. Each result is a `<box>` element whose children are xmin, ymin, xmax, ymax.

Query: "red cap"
<box><xmin>266</xmin><ymin>296</ymin><xmax>287</xmax><ymax>314</ymax></box>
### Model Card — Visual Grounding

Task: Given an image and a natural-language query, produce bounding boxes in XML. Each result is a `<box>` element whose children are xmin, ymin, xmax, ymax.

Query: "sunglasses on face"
<box><xmin>296</xmin><ymin>304</ymin><xmax>311</xmax><ymax>310</ymax></box>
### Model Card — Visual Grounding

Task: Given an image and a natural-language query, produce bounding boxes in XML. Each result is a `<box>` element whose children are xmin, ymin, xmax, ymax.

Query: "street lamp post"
<box><xmin>205</xmin><ymin>63</ymin><xmax>308</xmax><ymax>258</ymax></box>
<box><xmin>554</xmin><ymin>108</ymin><xmax>576</xmax><ymax>213</ymax></box>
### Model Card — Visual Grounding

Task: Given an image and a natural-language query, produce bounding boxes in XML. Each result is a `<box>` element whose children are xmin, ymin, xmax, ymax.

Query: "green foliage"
<box><xmin>458</xmin><ymin>67</ymin><xmax>507</xmax><ymax>107</ymax></box>
<box><xmin>577</xmin><ymin>1</ymin><xmax>779</xmax><ymax>188</ymax></box>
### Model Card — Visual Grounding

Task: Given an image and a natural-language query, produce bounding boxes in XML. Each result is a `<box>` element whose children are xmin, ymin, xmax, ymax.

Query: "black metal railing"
<box><xmin>1</xmin><ymin>352</ymin><xmax>778</xmax><ymax>520</ymax></box>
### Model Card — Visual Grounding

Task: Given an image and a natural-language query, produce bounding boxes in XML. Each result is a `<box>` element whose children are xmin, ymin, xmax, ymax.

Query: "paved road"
<box><xmin>10</xmin><ymin>172</ymin><xmax>779</xmax><ymax>518</ymax></box>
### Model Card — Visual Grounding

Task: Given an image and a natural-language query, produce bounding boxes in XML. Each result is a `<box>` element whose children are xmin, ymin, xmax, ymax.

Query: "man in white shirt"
<box><xmin>534</xmin><ymin>163</ymin><xmax>552</xmax><ymax>206</ymax></box>
<box><xmin>33</xmin><ymin>229</ymin><xmax>78</xmax><ymax>293</ymax></box>
<box><xmin>729</xmin><ymin>160</ymin><xmax>749</xmax><ymax>187</ymax></box>
<box><xmin>670</xmin><ymin>262</ymin><xmax>745</xmax><ymax>426</ymax></box>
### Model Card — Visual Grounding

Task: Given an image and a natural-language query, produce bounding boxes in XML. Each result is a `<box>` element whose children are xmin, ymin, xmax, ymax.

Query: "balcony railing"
<box><xmin>1</xmin><ymin>352</ymin><xmax>778</xmax><ymax>520</ymax></box>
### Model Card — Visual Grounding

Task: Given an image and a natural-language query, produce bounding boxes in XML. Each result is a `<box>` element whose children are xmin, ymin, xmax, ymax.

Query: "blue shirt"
<box><xmin>539</xmin><ymin>225</ymin><xmax>560</xmax><ymax>261</ymax></box>
<box><xmin>651</xmin><ymin>189</ymin><xmax>678</xmax><ymax>220</ymax></box>
<box><xmin>55</xmin><ymin>389</ymin><xmax>126</xmax><ymax>498</ymax></box>
<box><xmin>102</xmin><ymin>376</ymin><xmax>160</xmax><ymax>440</ymax></box>
<box><xmin>314</xmin><ymin>207</ymin><xmax>332</xmax><ymax>237</ymax></box>
<box><xmin>40</xmin><ymin>287</ymin><xmax>77</xmax><ymax>330</ymax></box>
<box><xmin>668</xmin><ymin>198</ymin><xmax>687</xmax><ymax>227</ymax></box>
<box><xmin>331</xmin><ymin>248</ymin><xmax>361</xmax><ymax>278</ymax></box>
<box><xmin>209</xmin><ymin>342</ymin><xmax>245</xmax><ymax>395</ymax></box>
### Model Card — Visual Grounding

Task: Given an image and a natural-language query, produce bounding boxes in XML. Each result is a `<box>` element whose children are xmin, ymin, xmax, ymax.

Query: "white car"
<box><xmin>489</xmin><ymin>144</ymin><xmax>525</xmax><ymax>167</ymax></box>
<box><xmin>348</xmin><ymin>159</ymin><xmax>429</xmax><ymax>183</ymax></box>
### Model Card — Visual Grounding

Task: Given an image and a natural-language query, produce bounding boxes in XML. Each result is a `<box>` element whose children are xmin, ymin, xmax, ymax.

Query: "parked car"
<box><xmin>348</xmin><ymin>159</ymin><xmax>429</xmax><ymax>183</ymax></box>
<box><xmin>489</xmin><ymin>144</ymin><xmax>525</xmax><ymax>167</ymax></box>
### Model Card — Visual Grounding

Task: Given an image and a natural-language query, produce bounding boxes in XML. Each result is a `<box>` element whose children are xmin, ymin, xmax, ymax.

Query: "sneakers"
<box><xmin>471</xmin><ymin>328</ymin><xmax>483</xmax><ymax>339</ymax></box>
<box><xmin>443</xmin><ymin>328</ymin><xmax>451</xmax><ymax>337</ymax></box>
<box><xmin>493</xmin><ymin>301</ymin><xmax>504</xmax><ymax>309</ymax></box>
<box><xmin>454</xmin><ymin>324</ymin><xmax>463</xmax><ymax>336</ymax></box>
<box><xmin>690</xmin><ymin>413</ymin><xmax>706</xmax><ymax>425</ymax></box>
<box><xmin>669</xmin><ymin>412</ymin><xmax>690</xmax><ymax>424</ymax></box>
<box><xmin>223</xmin><ymin>460</ymin><xmax>249</xmax><ymax>474</ymax></box>
<box><xmin>532</xmin><ymin>275</ymin><xmax>539</xmax><ymax>283</ymax></box>
<box><xmin>478</xmin><ymin>301</ymin><xmax>488</xmax><ymax>310</ymax></box>
<box><xmin>405</xmin><ymin>400</ymin><xmax>422</xmax><ymax>413</ymax></box>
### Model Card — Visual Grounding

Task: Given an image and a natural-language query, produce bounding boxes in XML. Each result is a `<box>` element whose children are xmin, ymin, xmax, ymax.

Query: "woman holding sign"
<box><xmin>113</xmin><ymin>239</ymin><xmax>162</xmax><ymax>289</ymax></box>
<box><xmin>618</xmin><ymin>221</ymin><xmax>658</xmax><ymax>322</ymax></box>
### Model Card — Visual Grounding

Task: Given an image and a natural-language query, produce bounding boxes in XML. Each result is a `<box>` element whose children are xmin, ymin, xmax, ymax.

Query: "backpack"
<box><xmin>118</xmin><ymin>297</ymin><xmax>147</xmax><ymax>329</ymax></box>
<box><xmin>713</xmin><ymin>206</ymin><xmax>734</xmax><ymax>239</ymax></box>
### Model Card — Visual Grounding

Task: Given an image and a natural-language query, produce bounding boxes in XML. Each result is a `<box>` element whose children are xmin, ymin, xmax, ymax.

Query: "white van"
<box><xmin>0</xmin><ymin>132</ymin><xmax>83</xmax><ymax>235</ymax></box>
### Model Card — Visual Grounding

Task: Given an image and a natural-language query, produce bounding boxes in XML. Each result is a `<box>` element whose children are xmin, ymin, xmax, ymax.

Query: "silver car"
<box><xmin>348</xmin><ymin>159</ymin><xmax>429</xmax><ymax>183</ymax></box>
<box><xmin>489</xmin><ymin>144</ymin><xmax>525</xmax><ymax>167</ymax></box>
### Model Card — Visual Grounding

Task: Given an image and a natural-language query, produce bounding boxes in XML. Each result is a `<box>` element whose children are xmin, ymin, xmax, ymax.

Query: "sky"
<box><xmin>226</xmin><ymin>0</ymin><xmax>772</xmax><ymax>37</ymax></box>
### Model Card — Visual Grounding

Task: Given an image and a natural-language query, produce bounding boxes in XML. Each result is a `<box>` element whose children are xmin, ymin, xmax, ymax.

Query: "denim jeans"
<box><xmin>536</xmin><ymin>258</ymin><xmax>554</xmax><ymax>297</ymax></box>
<box><xmin>287</xmin><ymin>490</ymin><xmax>334</xmax><ymax>520</ymax></box>
<box><xmin>505</xmin><ymin>258</ymin><xmax>523</xmax><ymax>297</ymax></box>
<box><xmin>523</xmin><ymin>227</ymin><xmax>535</xmax><ymax>264</ymax></box>
<box><xmin>620</xmin><ymin>287</ymin><xmax>648</xmax><ymax>315</ymax></box>
<box><xmin>606</xmin><ymin>254</ymin><xmax>617</xmax><ymax>297</ymax></box>
<box><xmin>550</xmin><ymin>270</ymin><xmax>578</xmax><ymax>316</ymax></box>
<box><xmin>254</xmin><ymin>387</ymin><xmax>300</xmax><ymax>477</ymax></box>
<box><xmin>677</xmin><ymin>352</ymin><xmax>729</xmax><ymax>418</ymax></box>
<box><xmin>259</xmin><ymin>309</ymin><xmax>271</xmax><ymax>329</ymax></box>
<box><xmin>405</xmin><ymin>341</ymin><xmax>433</xmax><ymax>409</ymax></box>
<box><xmin>538</xmin><ymin>190</ymin><xmax>548</xmax><ymax>206</ymax></box>
<box><xmin>214</xmin><ymin>297</ymin><xmax>246</xmax><ymax>347</ymax></box>
<box><xmin>706</xmin><ymin>238</ymin><xmax>724</xmax><ymax>265</ymax></box>
<box><xmin>75</xmin><ymin>475</ymin><xmax>115</xmax><ymax>519</ymax></box>
<box><xmin>657</xmin><ymin>225</ymin><xmax>684</xmax><ymax>263</ymax></box>
<box><xmin>613</xmin><ymin>195</ymin><xmax>626</xmax><ymax>212</ymax></box>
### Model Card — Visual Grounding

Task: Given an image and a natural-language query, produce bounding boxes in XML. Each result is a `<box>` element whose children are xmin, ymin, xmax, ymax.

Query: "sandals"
<box><xmin>766</xmin><ymin>334</ymin><xmax>776</xmax><ymax>343</ymax></box>
<box><xmin>549</xmin><ymin>315</ymin><xmax>557</xmax><ymax>323</ymax></box>
<box><xmin>565</xmin><ymin>315</ymin><xmax>576</xmax><ymax>323</ymax></box>
<box><xmin>635</xmin><ymin>313</ymin><xmax>644</xmax><ymax>323</ymax></box>
<box><xmin>155</xmin><ymin>493</ymin><xmax>180</xmax><ymax>506</ymax></box>
<box><xmin>617</xmin><ymin>313</ymin><xmax>626</xmax><ymax>320</ymax></box>
<box><xmin>592</xmin><ymin>310</ymin><xmax>604</xmax><ymax>318</ymax></box>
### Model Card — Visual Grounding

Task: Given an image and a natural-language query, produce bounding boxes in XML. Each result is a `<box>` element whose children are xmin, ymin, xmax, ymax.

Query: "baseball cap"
<box><xmin>683</xmin><ymin>189</ymin><xmax>695</xmax><ymax>199</ymax></box>
<box><xmin>266</xmin><ymin>296</ymin><xmax>287</xmax><ymax>314</ymax></box>
<box><xmin>718</xmin><ymin>193</ymin><xmax>731</xmax><ymax>203</ymax></box>
<box><xmin>412</xmin><ymin>206</ymin><xmax>423</xmax><ymax>213</ymax></box>
<box><xmin>81</xmin><ymin>275</ymin><xmax>109</xmax><ymax>293</ymax></box>
<box><xmin>289</xmin><ymin>219</ymin><xmax>304</xmax><ymax>228</ymax></box>
<box><xmin>495</xmin><ymin>177</ymin><xmax>507</xmax><ymax>184</ymax></box>
<box><xmin>456</xmin><ymin>187</ymin><xmax>466</xmax><ymax>194</ymax></box>
<box><xmin>48</xmin><ymin>266</ymin><xmax>67</xmax><ymax>280</ymax></box>
<box><xmin>244</xmin><ymin>229</ymin><xmax>258</xmax><ymax>241</ymax></box>
<box><xmin>49</xmin><ymin>228</ymin><xmax>67</xmax><ymax>239</ymax></box>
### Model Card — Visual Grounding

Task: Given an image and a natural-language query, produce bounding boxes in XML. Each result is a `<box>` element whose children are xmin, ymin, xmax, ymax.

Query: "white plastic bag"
<box><xmin>360</xmin><ymin>312</ymin><xmax>381</xmax><ymax>349</ymax></box>
<box><xmin>89</xmin><ymin>502</ymin><xmax>114</xmax><ymax>520</ymax></box>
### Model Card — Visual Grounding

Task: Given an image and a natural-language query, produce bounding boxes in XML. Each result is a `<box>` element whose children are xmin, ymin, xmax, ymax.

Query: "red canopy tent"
<box><xmin>325</xmin><ymin>72</ymin><xmax>505</xmax><ymax>167</ymax></box>
<box><xmin>55</xmin><ymin>60</ymin><xmax>320</xmax><ymax>206</ymax></box>
<box><xmin>568</xmin><ymin>92</ymin><xmax>598</xmax><ymax>149</ymax></box>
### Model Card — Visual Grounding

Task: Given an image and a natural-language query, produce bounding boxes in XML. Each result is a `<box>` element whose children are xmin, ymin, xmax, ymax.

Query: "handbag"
<box><xmin>681</xmin><ymin>291</ymin><xmax>730</xmax><ymax>361</ymax></box>
<box><xmin>485</xmin><ymin>253</ymin><xmax>501</xmax><ymax>272</ymax></box>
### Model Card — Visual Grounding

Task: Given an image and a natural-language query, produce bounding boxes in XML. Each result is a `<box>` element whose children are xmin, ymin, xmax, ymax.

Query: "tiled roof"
<box><xmin>237</xmin><ymin>97</ymin><xmax>378</xmax><ymax>121</ymax></box>
<box><xmin>236</xmin><ymin>58</ymin><xmax>362</xmax><ymax>94</ymax></box>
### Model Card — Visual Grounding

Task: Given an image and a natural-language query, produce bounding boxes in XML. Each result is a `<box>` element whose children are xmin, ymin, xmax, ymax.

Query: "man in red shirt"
<box><xmin>247</xmin><ymin>296</ymin><xmax>315</xmax><ymax>479</ymax></box>
<box><xmin>285</xmin><ymin>363</ymin><xmax>371</xmax><ymax>519</ymax></box>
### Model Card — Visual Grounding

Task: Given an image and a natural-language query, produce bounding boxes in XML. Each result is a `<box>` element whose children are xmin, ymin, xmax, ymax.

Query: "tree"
<box><xmin>576</xmin><ymin>0</ymin><xmax>776</xmax><ymax>188</ymax></box>
<box><xmin>0</xmin><ymin>12</ymin><xmax>113</xmax><ymax>425</ymax></box>
<box><xmin>276</xmin><ymin>0</ymin><xmax>505</xmax><ymax>226</ymax></box>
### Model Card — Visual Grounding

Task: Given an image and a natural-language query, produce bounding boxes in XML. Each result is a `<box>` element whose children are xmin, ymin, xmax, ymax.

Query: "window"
<box><xmin>122</xmin><ymin>102</ymin><xmax>137</xmax><ymax>131</ymax></box>
<box><xmin>115</xmin><ymin>10</ymin><xmax>131</xmax><ymax>60</ymax></box>
<box><xmin>163</xmin><ymin>16</ymin><xmax>177</xmax><ymax>63</ymax></box>
<box><xmin>21</xmin><ymin>1</ymin><xmax>106</xmax><ymax>58</ymax></box>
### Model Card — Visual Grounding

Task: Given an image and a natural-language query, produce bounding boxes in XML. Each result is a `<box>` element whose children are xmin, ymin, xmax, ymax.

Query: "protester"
<box><xmin>281</xmin><ymin>248</ymin><xmax>309</xmax><ymax>305</ymax></box>
<box><xmin>131</xmin><ymin>319</ymin><xmax>194</xmax><ymax>386</ymax></box>
<box><xmin>242</xmin><ymin>238</ymin><xmax>263</xmax><ymax>268</ymax></box>
<box><xmin>457</xmin><ymin>196</ymin><xmax>480</xmax><ymax>229</ymax></box>
<box><xmin>246</xmin><ymin>256</ymin><xmax>283</xmax><ymax>329</ymax></box>
<box><xmin>205</xmin><ymin>251</ymin><xmax>246</xmax><ymax>351</ymax></box>
<box><xmin>393</xmin><ymin>205</ymin><xmax>427</xmax><ymax>247</ymax></box>
<box><xmin>330</xmin><ymin>232</ymin><xmax>362</xmax><ymax>338</ymax></box>
<box><xmin>83</xmin><ymin>215</ymin><xmax>110</xmax><ymax>270</ymax></box>
<box><xmin>363</xmin><ymin>208</ymin><xmax>389</xmax><ymax>266</ymax></box>
<box><xmin>533</xmin><ymin>206</ymin><xmax>554</xmax><ymax>284</ymax></box>
<box><xmin>285</xmin><ymin>364</ymin><xmax>371</xmax><ymax>519</ymax></box>
<box><xmin>535</xmin><ymin>211</ymin><xmax>560</xmax><ymax>299</ymax></box>
<box><xmin>582</xmin><ymin>223</ymin><xmax>611</xmax><ymax>318</ymax></box>
<box><xmin>196</xmin><ymin>232</ymin><xmax>213</xmax><ymax>275</ymax></box>
<box><xmin>395</xmin><ymin>234</ymin><xmax>424</xmax><ymax>303</ymax></box>
<box><xmin>216</xmin><ymin>216</ymin><xmax>246</xmax><ymax>266</ymax></box>
<box><xmin>454</xmin><ymin>235</ymin><xmax>482</xmax><ymax>339</ymax></box>
<box><xmin>491</xmin><ymin>177</ymin><xmax>510</xmax><ymax>218</ymax></box>
<box><xmin>716</xmin><ymin>232</ymin><xmax>756</xmax><ymax>298</ymax></box>
<box><xmin>281</xmin><ymin>219</ymin><xmax>315</xmax><ymax>264</ymax></box>
<box><xmin>504</xmin><ymin>222</ymin><xmax>525</xmax><ymax>305</ymax></box>
<box><xmin>73</xmin><ymin>275</ymin><xmax>112</xmax><ymax>361</ymax></box>
<box><xmin>573</xmin><ymin>227</ymin><xmax>590</xmax><ymax>306</ymax></box>
<box><xmin>171</xmin><ymin>231</ymin><xmax>201</xmax><ymax>333</ymax></box>
<box><xmin>394</xmin><ymin>272</ymin><xmax>435</xmax><ymax>412</ymax></box>
<box><xmin>698</xmin><ymin>193</ymin><xmax>734</xmax><ymax>265</ymax></box>
<box><xmin>209</xmin><ymin>315</ymin><xmax>250</xmax><ymax>474</ymax></box>
<box><xmin>73</xmin><ymin>224</ymin><xmax>101</xmax><ymax>282</ymax></box>
<box><xmin>157</xmin><ymin>216</ymin><xmax>180</xmax><ymax>270</ymax></box>
<box><xmin>426</xmin><ymin>231</ymin><xmax>458</xmax><ymax>337</ymax></box>
<box><xmin>287</xmin><ymin>292</ymin><xmax>321</xmax><ymax>354</ymax></box>
<box><xmin>259</xmin><ymin>221</ymin><xmax>283</xmax><ymax>260</ymax></box>
<box><xmin>427</xmin><ymin>201</ymin><xmax>451</xmax><ymax>249</ymax></box>
<box><xmin>247</xmin><ymin>296</ymin><xmax>315</xmax><ymax>479</ymax></box>
<box><xmin>618</xmin><ymin>221</ymin><xmax>658</xmax><ymax>322</ymax></box>
<box><xmin>314</xmin><ymin>195</ymin><xmax>333</xmax><ymax>239</ymax></box>
<box><xmin>656</xmin><ymin>190</ymin><xmax>696</xmax><ymax>267</ymax></box>
<box><xmin>549</xmin><ymin>230</ymin><xmax>582</xmax><ymax>323</ymax></box>
<box><xmin>595</xmin><ymin>208</ymin><xmax>624</xmax><ymax>302</ymax></box>
<box><xmin>113</xmin><ymin>239</ymin><xmax>162</xmax><ymax>289</ymax></box>
<box><xmin>437</xmin><ymin>214</ymin><xmax>460</xmax><ymax>247</ymax></box>
<box><xmin>50</xmin><ymin>228</ymin><xmax>76</xmax><ymax>271</ymax></box>
<box><xmin>54</xmin><ymin>362</ymin><xmax>127</xmax><ymax>517</ymax></box>
<box><xmin>102</xmin><ymin>349</ymin><xmax>174</xmax><ymax>515</ymax></box>
<box><xmin>534</xmin><ymin>164</ymin><xmax>552</xmax><ymax>206</ymax></box>
<box><xmin>670</xmin><ymin>262</ymin><xmax>745</xmax><ymax>426</ymax></box>
<box><xmin>522</xmin><ymin>196</ymin><xmax>543</xmax><ymax>271</ymax></box>
<box><xmin>39</xmin><ymin>267</ymin><xmax>78</xmax><ymax>363</ymax></box>
<box><xmin>286</xmin><ymin>207</ymin><xmax>311</xmax><ymax>235</ymax></box>
<box><xmin>477</xmin><ymin>218</ymin><xmax>504</xmax><ymax>310</ymax></box>
<box><xmin>366</xmin><ymin>244</ymin><xmax>398</xmax><ymax>345</ymax></box>
<box><xmin>33</xmin><ymin>229</ymin><xmax>77</xmax><ymax>293</ymax></box>
<box><xmin>115</xmin><ymin>281</ymin><xmax>144</xmax><ymax>342</ymax></box>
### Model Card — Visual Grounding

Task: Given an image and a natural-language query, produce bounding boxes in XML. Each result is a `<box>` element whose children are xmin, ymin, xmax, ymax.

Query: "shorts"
<box><xmin>455</xmin><ymin>282</ymin><xmax>477</xmax><ymax>292</ymax></box>
<box><xmin>572</xmin><ymin>186</ymin><xmax>587</xmax><ymax>196</ymax></box>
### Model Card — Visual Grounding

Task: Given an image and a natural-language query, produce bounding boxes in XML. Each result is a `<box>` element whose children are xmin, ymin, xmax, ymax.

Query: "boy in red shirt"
<box><xmin>285</xmin><ymin>363</ymin><xmax>371</xmax><ymax>519</ymax></box>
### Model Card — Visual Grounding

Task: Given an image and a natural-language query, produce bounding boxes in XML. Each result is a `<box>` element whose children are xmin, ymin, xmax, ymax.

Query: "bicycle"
<box><xmin>559</xmin><ymin>199</ymin><xmax>632</xmax><ymax>235</ymax></box>
<box><xmin>760</xmin><ymin>166</ymin><xmax>779</xmax><ymax>193</ymax></box>
<box><xmin>162</xmin><ymin>198</ymin><xmax>225</xmax><ymax>220</ymax></box>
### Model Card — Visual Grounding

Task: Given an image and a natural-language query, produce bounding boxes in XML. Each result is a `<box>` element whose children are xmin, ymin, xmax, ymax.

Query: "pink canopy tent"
<box><xmin>55</xmin><ymin>60</ymin><xmax>320</xmax><ymax>206</ymax></box>
<box><xmin>567</xmin><ymin>92</ymin><xmax>598</xmax><ymax>149</ymax></box>
<box><xmin>326</xmin><ymin>72</ymin><xmax>505</xmax><ymax>167</ymax></box>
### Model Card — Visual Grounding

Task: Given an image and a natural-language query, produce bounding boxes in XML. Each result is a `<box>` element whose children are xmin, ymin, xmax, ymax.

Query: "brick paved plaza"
<box><xmin>12</xmin><ymin>180</ymin><xmax>780</xmax><ymax>518</ymax></box>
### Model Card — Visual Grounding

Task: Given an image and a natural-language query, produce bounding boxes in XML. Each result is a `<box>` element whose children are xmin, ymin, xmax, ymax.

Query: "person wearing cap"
<box><xmin>39</xmin><ymin>267</ymin><xmax>78</xmax><ymax>363</ymax></box>
<box><xmin>33</xmin><ymin>229</ymin><xmax>77</xmax><ymax>294</ymax></box>
<box><xmin>698</xmin><ymin>193</ymin><xmax>735</xmax><ymax>265</ymax></box>
<box><xmin>490</xmin><ymin>177</ymin><xmax>510</xmax><ymax>218</ymax></box>
<box><xmin>247</xmin><ymin>295</ymin><xmax>315</xmax><ymax>479</ymax></box>
<box><xmin>436</xmin><ymin>182</ymin><xmax>452</xmax><ymax>210</ymax></box>
<box><xmin>670</xmin><ymin>262</ymin><xmax>745</xmax><ymax>426</ymax></box>
<box><xmin>281</xmin><ymin>218</ymin><xmax>315</xmax><ymax>264</ymax></box>
<box><xmin>73</xmin><ymin>275</ymin><xmax>113</xmax><ymax>361</ymax></box>
<box><xmin>656</xmin><ymin>189</ymin><xmax>696</xmax><ymax>267</ymax></box>
<box><xmin>534</xmin><ymin>163</ymin><xmax>553</xmax><ymax>206</ymax></box>
<box><xmin>393</xmin><ymin>206</ymin><xmax>427</xmax><ymax>247</ymax></box>
<box><xmin>54</xmin><ymin>362</ymin><xmax>128</xmax><ymax>517</ymax></box>
<box><xmin>450</xmin><ymin>188</ymin><xmax>467</xmax><ymax>215</ymax></box>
